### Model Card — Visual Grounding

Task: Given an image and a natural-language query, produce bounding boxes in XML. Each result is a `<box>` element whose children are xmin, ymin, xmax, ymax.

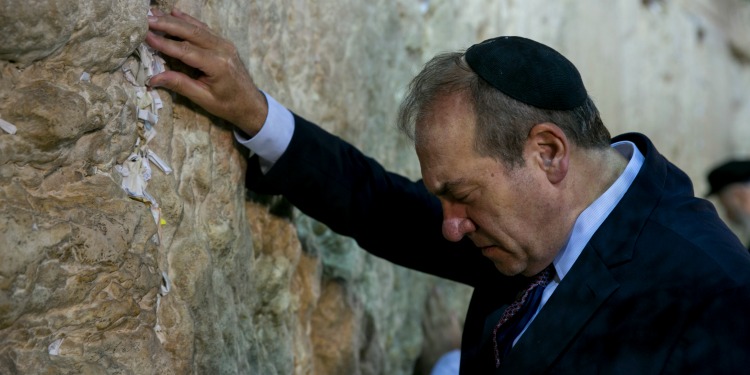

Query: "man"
<box><xmin>707</xmin><ymin>160</ymin><xmax>750</xmax><ymax>250</ymax></box>
<box><xmin>145</xmin><ymin>8</ymin><xmax>750</xmax><ymax>374</ymax></box>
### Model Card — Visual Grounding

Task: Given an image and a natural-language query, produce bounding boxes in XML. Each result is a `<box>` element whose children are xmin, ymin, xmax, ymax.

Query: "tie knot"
<box><xmin>531</xmin><ymin>264</ymin><xmax>555</xmax><ymax>288</ymax></box>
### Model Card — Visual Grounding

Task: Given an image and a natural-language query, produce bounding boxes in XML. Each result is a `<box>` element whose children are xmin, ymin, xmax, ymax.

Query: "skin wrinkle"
<box><xmin>416</xmin><ymin>90</ymin><xmax>626</xmax><ymax>277</ymax></box>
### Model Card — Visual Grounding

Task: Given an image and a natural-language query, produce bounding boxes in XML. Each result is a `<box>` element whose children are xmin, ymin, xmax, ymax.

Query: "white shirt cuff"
<box><xmin>234</xmin><ymin>91</ymin><xmax>295</xmax><ymax>173</ymax></box>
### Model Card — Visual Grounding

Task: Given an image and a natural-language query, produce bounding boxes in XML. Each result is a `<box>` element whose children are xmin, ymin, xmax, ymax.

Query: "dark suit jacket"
<box><xmin>246</xmin><ymin>114</ymin><xmax>750</xmax><ymax>374</ymax></box>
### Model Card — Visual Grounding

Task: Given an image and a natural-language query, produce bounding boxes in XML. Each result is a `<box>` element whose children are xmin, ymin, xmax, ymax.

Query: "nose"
<box><xmin>441</xmin><ymin>204</ymin><xmax>476</xmax><ymax>241</ymax></box>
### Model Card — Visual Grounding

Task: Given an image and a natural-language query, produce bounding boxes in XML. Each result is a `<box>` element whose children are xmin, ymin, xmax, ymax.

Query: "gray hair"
<box><xmin>396</xmin><ymin>51</ymin><xmax>612</xmax><ymax>168</ymax></box>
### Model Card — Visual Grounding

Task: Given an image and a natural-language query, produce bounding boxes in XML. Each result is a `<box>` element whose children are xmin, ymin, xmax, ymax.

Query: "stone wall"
<box><xmin>1</xmin><ymin>0</ymin><xmax>748</xmax><ymax>374</ymax></box>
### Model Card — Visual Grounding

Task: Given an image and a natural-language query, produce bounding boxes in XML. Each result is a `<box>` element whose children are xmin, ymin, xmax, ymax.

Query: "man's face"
<box><xmin>718</xmin><ymin>184</ymin><xmax>750</xmax><ymax>230</ymax></box>
<box><xmin>415</xmin><ymin>92</ymin><xmax>562</xmax><ymax>277</ymax></box>
<box><xmin>719</xmin><ymin>188</ymin><xmax>743</xmax><ymax>225</ymax></box>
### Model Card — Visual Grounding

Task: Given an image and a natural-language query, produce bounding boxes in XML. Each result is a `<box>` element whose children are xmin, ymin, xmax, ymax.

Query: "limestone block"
<box><xmin>0</xmin><ymin>0</ymin><xmax>148</xmax><ymax>71</ymax></box>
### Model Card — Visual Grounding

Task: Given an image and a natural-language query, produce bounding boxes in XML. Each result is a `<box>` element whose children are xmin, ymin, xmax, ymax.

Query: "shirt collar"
<box><xmin>552</xmin><ymin>141</ymin><xmax>645</xmax><ymax>280</ymax></box>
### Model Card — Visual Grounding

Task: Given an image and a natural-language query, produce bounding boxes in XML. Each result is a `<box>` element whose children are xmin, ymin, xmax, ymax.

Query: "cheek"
<box><xmin>470</xmin><ymin>197</ymin><xmax>528</xmax><ymax>239</ymax></box>
<box><xmin>476</xmin><ymin>169</ymin><xmax>546</xmax><ymax>234</ymax></box>
<box><xmin>504</xmin><ymin>185</ymin><xmax>555</xmax><ymax>240</ymax></box>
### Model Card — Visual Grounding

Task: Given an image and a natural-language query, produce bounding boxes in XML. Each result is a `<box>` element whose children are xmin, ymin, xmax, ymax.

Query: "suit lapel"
<box><xmin>497</xmin><ymin>243</ymin><xmax>620</xmax><ymax>374</ymax></box>
<box><xmin>496</xmin><ymin>133</ymin><xmax>666</xmax><ymax>373</ymax></box>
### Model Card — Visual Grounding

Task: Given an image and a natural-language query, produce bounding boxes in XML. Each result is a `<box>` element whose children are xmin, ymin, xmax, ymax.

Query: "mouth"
<box><xmin>480</xmin><ymin>245</ymin><xmax>500</xmax><ymax>257</ymax></box>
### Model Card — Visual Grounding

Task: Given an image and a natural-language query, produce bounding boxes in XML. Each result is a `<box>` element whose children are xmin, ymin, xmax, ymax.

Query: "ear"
<box><xmin>526</xmin><ymin>123</ymin><xmax>569</xmax><ymax>184</ymax></box>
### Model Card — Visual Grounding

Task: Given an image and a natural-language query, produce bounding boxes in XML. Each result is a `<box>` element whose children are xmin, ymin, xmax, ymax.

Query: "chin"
<box><xmin>493</xmin><ymin>262</ymin><xmax>524</xmax><ymax>277</ymax></box>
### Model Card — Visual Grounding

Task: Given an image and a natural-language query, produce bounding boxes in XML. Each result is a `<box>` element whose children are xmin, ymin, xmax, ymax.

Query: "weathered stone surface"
<box><xmin>0</xmin><ymin>0</ymin><xmax>147</xmax><ymax>71</ymax></box>
<box><xmin>1</xmin><ymin>0</ymin><xmax>749</xmax><ymax>374</ymax></box>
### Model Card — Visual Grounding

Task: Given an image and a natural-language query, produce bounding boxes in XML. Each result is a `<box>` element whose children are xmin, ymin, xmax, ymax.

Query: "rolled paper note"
<box><xmin>0</xmin><ymin>118</ymin><xmax>17</xmax><ymax>134</ymax></box>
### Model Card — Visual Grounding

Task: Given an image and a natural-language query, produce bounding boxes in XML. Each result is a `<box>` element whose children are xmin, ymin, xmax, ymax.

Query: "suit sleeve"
<box><xmin>244</xmin><ymin>113</ymin><xmax>498</xmax><ymax>286</ymax></box>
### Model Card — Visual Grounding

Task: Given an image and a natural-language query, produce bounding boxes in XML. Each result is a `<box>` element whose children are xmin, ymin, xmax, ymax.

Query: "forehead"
<box><xmin>414</xmin><ymin>92</ymin><xmax>499</xmax><ymax>193</ymax></box>
<box><xmin>414</xmin><ymin>92</ymin><xmax>475</xmax><ymax>150</ymax></box>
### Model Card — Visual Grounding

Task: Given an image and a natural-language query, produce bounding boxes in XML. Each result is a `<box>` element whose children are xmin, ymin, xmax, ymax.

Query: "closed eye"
<box><xmin>447</xmin><ymin>189</ymin><xmax>475</xmax><ymax>204</ymax></box>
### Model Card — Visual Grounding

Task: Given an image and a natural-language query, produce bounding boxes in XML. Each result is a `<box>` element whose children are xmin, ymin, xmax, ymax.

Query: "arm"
<box><xmin>246</xmin><ymin>113</ymin><xmax>496</xmax><ymax>285</ymax></box>
<box><xmin>144</xmin><ymin>8</ymin><xmax>497</xmax><ymax>286</ymax></box>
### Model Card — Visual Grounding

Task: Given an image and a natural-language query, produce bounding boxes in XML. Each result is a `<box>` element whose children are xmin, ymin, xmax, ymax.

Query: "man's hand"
<box><xmin>145</xmin><ymin>8</ymin><xmax>268</xmax><ymax>136</ymax></box>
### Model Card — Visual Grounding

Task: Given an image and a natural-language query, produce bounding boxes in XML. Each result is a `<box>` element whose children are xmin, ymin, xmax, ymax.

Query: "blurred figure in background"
<box><xmin>707</xmin><ymin>160</ymin><xmax>750</xmax><ymax>250</ymax></box>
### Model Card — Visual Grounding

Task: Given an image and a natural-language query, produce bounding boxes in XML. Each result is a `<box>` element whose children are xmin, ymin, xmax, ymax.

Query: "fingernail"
<box><xmin>147</xmin><ymin>16</ymin><xmax>158</xmax><ymax>23</ymax></box>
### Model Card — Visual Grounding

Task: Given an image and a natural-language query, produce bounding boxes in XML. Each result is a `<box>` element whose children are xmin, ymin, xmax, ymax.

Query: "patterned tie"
<box><xmin>492</xmin><ymin>265</ymin><xmax>555</xmax><ymax>367</ymax></box>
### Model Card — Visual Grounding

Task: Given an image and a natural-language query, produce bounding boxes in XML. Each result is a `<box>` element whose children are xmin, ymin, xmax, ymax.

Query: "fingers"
<box><xmin>145</xmin><ymin>69</ymin><xmax>188</xmax><ymax>92</ymax></box>
<box><xmin>143</xmin><ymin>8</ymin><xmax>269</xmax><ymax>135</ymax></box>
<box><xmin>144</xmin><ymin>29</ymin><xmax>211</xmax><ymax>75</ymax></box>
<box><xmin>146</xmin><ymin>8</ymin><xmax>237</xmax><ymax>79</ymax></box>
<box><xmin>171</xmin><ymin>8</ymin><xmax>209</xmax><ymax>29</ymax></box>
<box><xmin>147</xmin><ymin>70</ymin><xmax>212</xmax><ymax>109</ymax></box>
<box><xmin>151</xmin><ymin>7</ymin><xmax>208</xmax><ymax>29</ymax></box>
<box><xmin>147</xmin><ymin>10</ymin><xmax>215</xmax><ymax>50</ymax></box>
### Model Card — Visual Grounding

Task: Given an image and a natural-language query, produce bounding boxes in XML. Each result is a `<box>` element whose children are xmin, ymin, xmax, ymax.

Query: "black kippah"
<box><xmin>464</xmin><ymin>36</ymin><xmax>587</xmax><ymax>110</ymax></box>
<box><xmin>706</xmin><ymin>160</ymin><xmax>750</xmax><ymax>196</ymax></box>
